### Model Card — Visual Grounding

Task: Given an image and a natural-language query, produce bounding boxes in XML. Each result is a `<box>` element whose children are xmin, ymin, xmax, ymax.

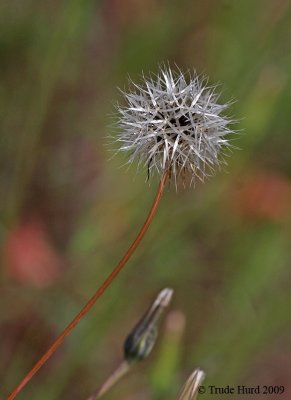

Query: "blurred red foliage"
<box><xmin>233</xmin><ymin>171</ymin><xmax>291</xmax><ymax>222</ymax></box>
<box><xmin>3</xmin><ymin>217</ymin><xmax>63</xmax><ymax>287</ymax></box>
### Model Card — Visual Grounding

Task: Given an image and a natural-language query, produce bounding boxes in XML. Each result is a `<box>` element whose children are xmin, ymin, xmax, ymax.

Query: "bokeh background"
<box><xmin>1</xmin><ymin>1</ymin><xmax>291</xmax><ymax>399</ymax></box>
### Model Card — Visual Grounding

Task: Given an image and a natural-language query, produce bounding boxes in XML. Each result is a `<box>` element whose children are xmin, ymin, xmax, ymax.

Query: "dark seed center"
<box><xmin>155</xmin><ymin>113</ymin><xmax>202</xmax><ymax>142</ymax></box>
<box><xmin>178</xmin><ymin>115</ymin><xmax>189</xmax><ymax>127</ymax></box>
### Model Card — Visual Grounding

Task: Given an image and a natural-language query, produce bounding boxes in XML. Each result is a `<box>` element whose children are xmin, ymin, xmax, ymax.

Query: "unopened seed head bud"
<box><xmin>177</xmin><ymin>368</ymin><xmax>206</xmax><ymax>400</ymax></box>
<box><xmin>123</xmin><ymin>288</ymin><xmax>173</xmax><ymax>362</ymax></box>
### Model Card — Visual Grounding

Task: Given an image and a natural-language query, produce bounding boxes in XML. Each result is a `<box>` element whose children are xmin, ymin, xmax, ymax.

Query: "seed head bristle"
<box><xmin>116</xmin><ymin>65</ymin><xmax>236</xmax><ymax>186</ymax></box>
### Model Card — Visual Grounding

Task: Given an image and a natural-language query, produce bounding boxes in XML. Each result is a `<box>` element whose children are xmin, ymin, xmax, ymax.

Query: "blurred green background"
<box><xmin>1</xmin><ymin>1</ymin><xmax>291</xmax><ymax>399</ymax></box>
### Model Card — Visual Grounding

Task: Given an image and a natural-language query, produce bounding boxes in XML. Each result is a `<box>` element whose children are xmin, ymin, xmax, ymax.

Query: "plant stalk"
<box><xmin>87</xmin><ymin>360</ymin><xmax>131</xmax><ymax>400</ymax></box>
<box><xmin>7</xmin><ymin>171</ymin><xmax>169</xmax><ymax>399</ymax></box>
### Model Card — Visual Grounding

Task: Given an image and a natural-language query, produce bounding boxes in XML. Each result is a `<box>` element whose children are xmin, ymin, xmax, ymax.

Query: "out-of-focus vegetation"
<box><xmin>1</xmin><ymin>1</ymin><xmax>291</xmax><ymax>399</ymax></box>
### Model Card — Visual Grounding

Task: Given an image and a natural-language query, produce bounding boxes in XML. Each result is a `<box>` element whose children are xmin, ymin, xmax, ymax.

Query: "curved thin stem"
<box><xmin>87</xmin><ymin>360</ymin><xmax>131</xmax><ymax>400</ymax></box>
<box><xmin>7</xmin><ymin>171</ymin><xmax>169</xmax><ymax>400</ymax></box>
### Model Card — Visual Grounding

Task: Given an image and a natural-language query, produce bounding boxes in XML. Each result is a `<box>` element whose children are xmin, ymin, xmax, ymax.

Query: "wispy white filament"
<box><xmin>116</xmin><ymin>66</ymin><xmax>235</xmax><ymax>185</ymax></box>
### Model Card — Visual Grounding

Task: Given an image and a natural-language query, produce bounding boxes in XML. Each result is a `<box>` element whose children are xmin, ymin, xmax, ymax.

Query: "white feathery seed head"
<box><xmin>115</xmin><ymin>65</ymin><xmax>235</xmax><ymax>186</ymax></box>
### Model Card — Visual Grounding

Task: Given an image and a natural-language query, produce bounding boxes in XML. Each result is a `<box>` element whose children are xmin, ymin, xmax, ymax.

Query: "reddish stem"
<box><xmin>7</xmin><ymin>171</ymin><xmax>168</xmax><ymax>400</ymax></box>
